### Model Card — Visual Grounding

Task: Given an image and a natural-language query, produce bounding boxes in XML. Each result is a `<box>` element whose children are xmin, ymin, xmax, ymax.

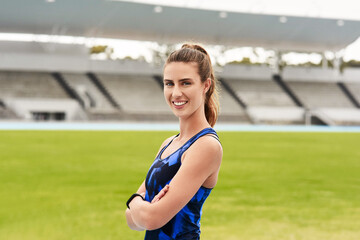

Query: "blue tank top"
<box><xmin>144</xmin><ymin>128</ymin><xmax>219</xmax><ymax>240</ymax></box>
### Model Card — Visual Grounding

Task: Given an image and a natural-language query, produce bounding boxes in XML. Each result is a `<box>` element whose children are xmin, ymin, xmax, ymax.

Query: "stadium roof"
<box><xmin>1</xmin><ymin>0</ymin><xmax>360</xmax><ymax>52</ymax></box>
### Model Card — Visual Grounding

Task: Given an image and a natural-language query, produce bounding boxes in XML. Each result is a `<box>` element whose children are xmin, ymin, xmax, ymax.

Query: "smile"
<box><xmin>173</xmin><ymin>101</ymin><xmax>187</xmax><ymax>106</ymax></box>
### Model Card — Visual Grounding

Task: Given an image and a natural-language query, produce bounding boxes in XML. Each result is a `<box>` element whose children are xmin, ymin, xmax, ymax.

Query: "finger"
<box><xmin>158</xmin><ymin>189</ymin><xmax>166</xmax><ymax>198</ymax></box>
<box><xmin>151</xmin><ymin>194</ymin><xmax>160</xmax><ymax>203</ymax></box>
<box><xmin>152</xmin><ymin>196</ymin><xmax>161</xmax><ymax>204</ymax></box>
<box><xmin>151</xmin><ymin>196</ymin><xmax>159</xmax><ymax>204</ymax></box>
<box><xmin>151</xmin><ymin>193</ymin><xmax>163</xmax><ymax>204</ymax></box>
<box><xmin>151</xmin><ymin>185</ymin><xmax>170</xmax><ymax>203</ymax></box>
<box><xmin>159</xmin><ymin>185</ymin><xmax>169</xmax><ymax>197</ymax></box>
<box><xmin>158</xmin><ymin>186</ymin><xmax>168</xmax><ymax>196</ymax></box>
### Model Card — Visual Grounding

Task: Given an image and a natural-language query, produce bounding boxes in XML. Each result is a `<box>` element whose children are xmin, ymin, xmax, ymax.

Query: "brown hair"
<box><xmin>165</xmin><ymin>43</ymin><xmax>219</xmax><ymax>127</ymax></box>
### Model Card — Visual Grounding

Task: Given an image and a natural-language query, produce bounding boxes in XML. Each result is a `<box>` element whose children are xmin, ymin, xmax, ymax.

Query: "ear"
<box><xmin>204</xmin><ymin>78</ymin><xmax>211</xmax><ymax>94</ymax></box>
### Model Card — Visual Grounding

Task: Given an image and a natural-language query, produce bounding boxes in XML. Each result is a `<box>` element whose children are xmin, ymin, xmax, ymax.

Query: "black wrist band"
<box><xmin>126</xmin><ymin>193</ymin><xmax>145</xmax><ymax>209</ymax></box>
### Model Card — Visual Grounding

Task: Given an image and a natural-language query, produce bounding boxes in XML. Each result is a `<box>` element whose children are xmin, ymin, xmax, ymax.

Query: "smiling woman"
<box><xmin>164</xmin><ymin>44</ymin><xmax>220</xmax><ymax>127</ymax></box>
<box><xmin>163</xmin><ymin>62</ymin><xmax>210</xmax><ymax>119</ymax></box>
<box><xmin>125</xmin><ymin>43</ymin><xmax>223</xmax><ymax>240</ymax></box>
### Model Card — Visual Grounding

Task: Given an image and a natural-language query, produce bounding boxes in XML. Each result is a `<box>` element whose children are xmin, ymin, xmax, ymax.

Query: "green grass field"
<box><xmin>0</xmin><ymin>130</ymin><xmax>359</xmax><ymax>240</ymax></box>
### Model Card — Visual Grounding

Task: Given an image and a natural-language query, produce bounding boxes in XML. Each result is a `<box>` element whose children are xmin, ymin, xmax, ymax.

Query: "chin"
<box><xmin>172</xmin><ymin>111</ymin><xmax>184</xmax><ymax>118</ymax></box>
<box><xmin>171</xmin><ymin>109</ymin><xmax>188</xmax><ymax>119</ymax></box>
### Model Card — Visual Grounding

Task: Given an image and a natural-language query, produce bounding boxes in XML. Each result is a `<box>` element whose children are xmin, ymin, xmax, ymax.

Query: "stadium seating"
<box><xmin>225</xmin><ymin>78</ymin><xmax>295</xmax><ymax>107</ymax></box>
<box><xmin>223</xmin><ymin>78</ymin><xmax>304</xmax><ymax>124</ymax></box>
<box><xmin>310</xmin><ymin>108</ymin><xmax>360</xmax><ymax>125</ymax></box>
<box><xmin>96</xmin><ymin>74</ymin><xmax>176</xmax><ymax>121</ymax></box>
<box><xmin>96</xmin><ymin>74</ymin><xmax>168</xmax><ymax>113</ymax></box>
<box><xmin>0</xmin><ymin>71</ymin><xmax>88</xmax><ymax>121</ymax></box>
<box><xmin>4</xmin><ymin>98</ymin><xmax>86</xmax><ymax>121</ymax></box>
<box><xmin>286</xmin><ymin>81</ymin><xmax>354</xmax><ymax>108</ymax></box>
<box><xmin>62</xmin><ymin>73</ymin><xmax>115</xmax><ymax>112</ymax></box>
<box><xmin>0</xmin><ymin>99</ymin><xmax>18</xmax><ymax>119</ymax></box>
<box><xmin>280</xmin><ymin>67</ymin><xmax>360</xmax><ymax>125</ymax></box>
<box><xmin>344</xmin><ymin>82</ymin><xmax>360</xmax><ymax>104</ymax></box>
<box><xmin>247</xmin><ymin>106</ymin><xmax>305</xmax><ymax>124</ymax></box>
<box><xmin>217</xmin><ymin>81</ymin><xmax>250</xmax><ymax>123</ymax></box>
<box><xmin>1</xmin><ymin>65</ymin><xmax>360</xmax><ymax>125</ymax></box>
<box><xmin>0</xmin><ymin>71</ymin><xmax>68</xmax><ymax>99</ymax></box>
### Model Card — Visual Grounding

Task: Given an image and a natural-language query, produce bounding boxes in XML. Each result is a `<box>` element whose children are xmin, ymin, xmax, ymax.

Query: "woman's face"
<box><xmin>163</xmin><ymin>62</ymin><xmax>210</xmax><ymax>119</ymax></box>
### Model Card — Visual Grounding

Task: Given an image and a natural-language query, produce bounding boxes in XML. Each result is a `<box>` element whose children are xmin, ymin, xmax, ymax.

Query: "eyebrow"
<box><xmin>163</xmin><ymin>78</ymin><xmax>193</xmax><ymax>82</ymax></box>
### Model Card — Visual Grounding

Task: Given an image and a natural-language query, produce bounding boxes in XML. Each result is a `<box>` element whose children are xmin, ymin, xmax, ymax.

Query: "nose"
<box><xmin>172</xmin><ymin>84</ymin><xmax>182</xmax><ymax>98</ymax></box>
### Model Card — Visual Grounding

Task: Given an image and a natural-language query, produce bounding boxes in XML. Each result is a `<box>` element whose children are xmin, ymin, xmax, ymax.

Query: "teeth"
<box><xmin>173</xmin><ymin>101</ymin><xmax>187</xmax><ymax>106</ymax></box>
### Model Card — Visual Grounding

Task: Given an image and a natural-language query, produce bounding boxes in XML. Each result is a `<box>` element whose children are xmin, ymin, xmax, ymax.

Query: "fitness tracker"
<box><xmin>126</xmin><ymin>193</ymin><xmax>145</xmax><ymax>209</ymax></box>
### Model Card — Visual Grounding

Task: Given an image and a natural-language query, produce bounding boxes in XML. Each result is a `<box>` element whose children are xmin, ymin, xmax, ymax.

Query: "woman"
<box><xmin>125</xmin><ymin>43</ymin><xmax>223</xmax><ymax>239</ymax></box>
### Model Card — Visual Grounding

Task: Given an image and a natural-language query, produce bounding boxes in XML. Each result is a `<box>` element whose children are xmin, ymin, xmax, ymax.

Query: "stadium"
<box><xmin>0</xmin><ymin>0</ymin><xmax>360</xmax><ymax>239</ymax></box>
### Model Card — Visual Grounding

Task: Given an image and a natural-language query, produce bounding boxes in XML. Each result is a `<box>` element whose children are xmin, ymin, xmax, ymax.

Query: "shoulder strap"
<box><xmin>180</xmin><ymin>128</ymin><xmax>219</xmax><ymax>152</ymax></box>
<box><xmin>156</xmin><ymin>134</ymin><xmax>179</xmax><ymax>159</ymax></box>
<box><xmin>209</xmin><ymin>134</ymin><xmax>220</xmax><ymax>143</ymax></box>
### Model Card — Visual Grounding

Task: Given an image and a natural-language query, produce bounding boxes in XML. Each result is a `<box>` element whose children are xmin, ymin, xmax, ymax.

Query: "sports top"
<box><xmin>144</xmin><ymin>127</ymin><xmax>219</xmax><ymax>240</ymax></box>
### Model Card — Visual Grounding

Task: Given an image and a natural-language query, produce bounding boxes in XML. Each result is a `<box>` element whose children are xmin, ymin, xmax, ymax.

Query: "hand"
<box><xmin>151</xmin><ymin>185</ymin><xmax>169</xmax><ymax>204</ymax></box>
<box><xmin>129</xmin><ymin>192</ymin><xmax>146</xmax><ymax>209</ymax></box>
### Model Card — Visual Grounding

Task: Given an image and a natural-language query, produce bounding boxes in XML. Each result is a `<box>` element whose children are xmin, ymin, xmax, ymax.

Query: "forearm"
<box><xmin>129</xmin><ymin>197</ymin><xmax>162</xmax><ymax>230</ymax></box>
<box><xmin>125</xmin><ymin>208</ymin><xmax>145</xmax><ymax>231</ymax></box>
<box><xmin>128</xmin><ymin>184</ymin><xmax>170</xmax><ymax>230</ymax></box>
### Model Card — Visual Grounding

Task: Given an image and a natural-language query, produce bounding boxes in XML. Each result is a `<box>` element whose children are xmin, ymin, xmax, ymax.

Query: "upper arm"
<box><xmin>146</xmin><ymin>136</ymin><xmax>222</xmax><ymax>228</ymax></box>
<box><xmin>136</xmin><ymin>181</ymin><xmax>146</xmax><ymax>194</ymax></box>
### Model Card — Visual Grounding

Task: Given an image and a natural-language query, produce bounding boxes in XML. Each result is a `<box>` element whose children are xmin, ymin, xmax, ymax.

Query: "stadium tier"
<box><xmin>95</xmin><ymin>74</ymin><xmax>168</xmax><ymax>113</ymax></box>
<box><xmin>0</xmin><ymin>99</ymin><xmax>17</xmax><ymax>119</ymax></box>
<box><xmin>344</xmin><ymin>82</ymin><xmax>360</xmax><ymax>104</ymax></box>
<box><xmin>0</xmin><ymin>71</ymin><xmax>68</xmax><ymax>99</ymax></box>
<box><xmin>286</xmin><ymin>81</ymin><xmax>354</xmax><ymax>108</ymax></box>
<box><xmin>94</xmin><ymin>74</ymin><xmax>177</xmax><ymax>121</ymax></box>
<box><xmin>62</xmin><ymin>73</ymin><xmax>115</xmax><ymax>112</ymax></box>
<box><xmin>0</xmin><ymin>71</ymin><xmax>87</xmax><ymax>121</ymax></box>
<box><xmin>222</xmin><ymin>77</ymin><xmax>305</xmax><ymax>124</ymax></box>
<box><xmin>0</xmin><ymin>66</ymin><xmax>360</xmax><ymax>125</ymax></box>
<box><xmin>217</xmin><ymin>81</ymin><xmax>250</xmax><ymax>123</ymax></box>
<box><xmin>225</xmin><ymin>78</ymin><xmax>295</xmax><ymax>107</ymax></box>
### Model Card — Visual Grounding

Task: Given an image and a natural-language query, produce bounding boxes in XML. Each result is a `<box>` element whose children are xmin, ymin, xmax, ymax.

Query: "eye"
<box><xmin>182</xmin><ymin>81</ymin><xmax>191</xmax><ymax>86</ymax></box>
<box><xmin>164</xmin><ymin>81</ymin><xmax>174</xmax><ymax>86</ymax></box>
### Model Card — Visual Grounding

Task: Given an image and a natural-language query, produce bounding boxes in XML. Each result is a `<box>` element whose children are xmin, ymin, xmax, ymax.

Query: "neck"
<box><xmin>178</xmin><ymin>107</ymin><xmax>211</xmax><ymax>141</ymax></box>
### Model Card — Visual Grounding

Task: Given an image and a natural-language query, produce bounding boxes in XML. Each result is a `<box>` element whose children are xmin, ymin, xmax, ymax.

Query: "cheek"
<box><xmin>190</xmin><ymin>89</ymin><xmax>205</xmax><ymax>104</ymax></box>
<box><xmin>163</xmin><ymin>89</ymin><xmax>171</xmax><ymax>102</ymax></box>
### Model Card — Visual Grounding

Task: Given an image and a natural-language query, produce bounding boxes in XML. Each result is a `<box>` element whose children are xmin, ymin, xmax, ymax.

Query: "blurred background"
<box><xmin>1</xmin><ymin>0</ymin><xmax>360</xmax><ymax>126</ymax></box>
<box><xmin>1</xmin><ymin>1</ymin><xmax>360</xmax><ymax>240</ymax></box>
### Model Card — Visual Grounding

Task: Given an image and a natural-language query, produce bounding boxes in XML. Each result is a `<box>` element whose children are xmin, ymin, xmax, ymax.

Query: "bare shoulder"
<box><xmin>183</xmin><ymin>134</ymin><xmax>223</xmax><ymax>168</ymax></box>
<box><xmin>197</xmin><ymin>134</ymin><xmax>222</xmax><ymax>153</ymax></box>
<box><xmin>160</xmin><ymin>135</ymin><xmax>177</xmax><ymax>148</ymax></box>
<box><xmin>154</xmin><ymin>134</ymin><xmax>177</xmax><ymax>157</ymax></box>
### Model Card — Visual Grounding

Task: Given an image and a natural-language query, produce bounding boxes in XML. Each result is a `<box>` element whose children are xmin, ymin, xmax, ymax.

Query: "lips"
<box><xmin>172</xmin><ymin>101</ymin><xmax>188</xmax><ymax>109</ymax></box>
<box><xmin>173</xmin><ymin>101</ymin><xmax>187</xmax><ymax>106</ymax></box>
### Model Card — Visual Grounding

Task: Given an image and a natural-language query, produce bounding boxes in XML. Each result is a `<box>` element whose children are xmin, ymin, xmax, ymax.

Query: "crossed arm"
<box><xmin>125</xmin><ymin>136</ymin><xmax>222</xmax><ymax>231</ymax></box>
<box><xmin>125</xmin><ymin>182</ymin><xmax>169</xmax><ymax>231</ymax></box>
